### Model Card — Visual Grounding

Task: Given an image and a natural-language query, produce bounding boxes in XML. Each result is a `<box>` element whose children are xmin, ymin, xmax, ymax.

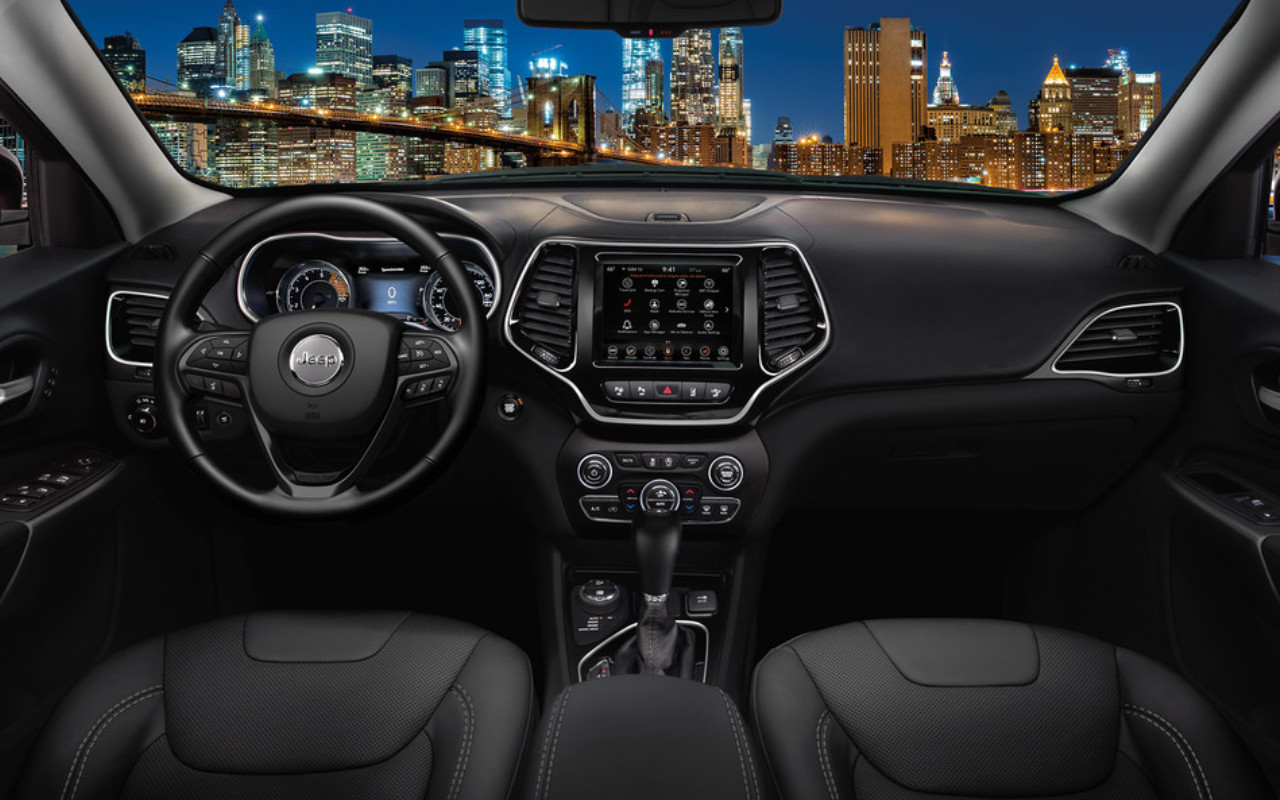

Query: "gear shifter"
<box><xmin>632</xmin><ymin>479</ymin><xmax>683</xmax><ymax>675</ymax></box>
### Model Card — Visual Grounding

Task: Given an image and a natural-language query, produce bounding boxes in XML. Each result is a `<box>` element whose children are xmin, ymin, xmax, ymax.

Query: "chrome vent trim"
<box><xmin>759</xmin><ymin>247</ymin><xmax>822</xmax><ymax>372</ymax></box>
<box><xmin>105</xmin><ymin>290</ymin><xmax>168</xmax><ymax>367</ymax></box>
<box><xmin>506</xmin><ymin>243</ymin><xmax>578</xmax><ymax>372</ymax></box>
<box><xmin>1052</xmin><ymin>301</ymin><xmax>1183</xmax><ymax>378</ymax></box>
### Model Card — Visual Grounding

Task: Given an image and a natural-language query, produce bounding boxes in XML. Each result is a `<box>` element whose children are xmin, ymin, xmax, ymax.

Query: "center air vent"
<box><xmin>510</xmin><ymin>244</ymin><xmax>577</xmax><ymax>369</ymax></box>
<box><xmin>759</xmin><ymin>247</ymin><xmax>825</xmax><ymax>372</ymax></box>
<box><xmin>107</xmin><ymin>291</ymin><xmax>169</xmax><ymax>366</ymax></box>
<box><xmin>1054</xmin><ymin>302</ymin><xmax>1182</xmax><ymax>376</ymax></box>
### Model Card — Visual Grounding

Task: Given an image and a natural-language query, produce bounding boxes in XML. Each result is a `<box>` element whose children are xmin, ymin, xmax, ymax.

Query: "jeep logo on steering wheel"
<box><xmin>289</xmin><ymin>334</ymin><xmax>345</xmax><ymax>387</ymax></box>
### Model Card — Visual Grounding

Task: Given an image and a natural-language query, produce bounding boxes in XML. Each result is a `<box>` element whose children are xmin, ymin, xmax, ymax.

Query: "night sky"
<box><xmin>73</xmin><ymin>0</ymin><xmax>1238</xmax><ymax>143</ymax></box>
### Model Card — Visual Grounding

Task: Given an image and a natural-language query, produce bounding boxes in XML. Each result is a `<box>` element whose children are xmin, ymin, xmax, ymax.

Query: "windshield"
<box><xmin>69</xmin><ymin>0</ymin><xmax>1233</xmax><ymax>193</ymax></box>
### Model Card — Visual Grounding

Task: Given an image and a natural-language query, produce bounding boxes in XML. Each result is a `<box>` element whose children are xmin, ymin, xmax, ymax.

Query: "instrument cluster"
<box><xmin>237</xmin><ymin>232</ymin><xmax>500</xmax><ymax>332</ymax></box>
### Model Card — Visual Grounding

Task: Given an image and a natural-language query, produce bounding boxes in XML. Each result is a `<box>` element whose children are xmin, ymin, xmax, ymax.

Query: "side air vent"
<box><xmin>1054</xmin><ymin>302</ymin><xmax>1182</xmax><ymax>376</ymax></box>
<box><xmin>760</xmin><ymin>247</ymin><xmax>824</xmax><ymax>372</ymax></box>
<box><xmin>107</xmin><ymin>291</ymin><xmax>168</xmax><ymax>366</ymax></box>
<box><xmin>511</xmin><ymin>244</ymin><xmax>577</xmax><ymax>369</ymax></box>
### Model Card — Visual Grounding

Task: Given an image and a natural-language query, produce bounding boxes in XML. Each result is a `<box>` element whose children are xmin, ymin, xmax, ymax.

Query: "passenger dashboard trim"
<box><xmin>235</xmin><ymin>232</ymin><xmax>503</xmax><ymax>325</ymax></box>
<box><xmin>504</xmin><ymin>238</ymin><xmax>831</xmax><ymax>427</ymax></box>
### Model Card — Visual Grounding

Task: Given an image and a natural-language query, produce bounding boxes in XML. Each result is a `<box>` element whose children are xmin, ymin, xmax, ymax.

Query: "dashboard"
<box><xmin>102</xmin><ymin>187</ymin><xmax>1188</xmax><ymax>537</ymax></box>
<box><xmin>236</xmin><ymin>232</ymin><xmax>500</xmax><ymax>332</ymax></box>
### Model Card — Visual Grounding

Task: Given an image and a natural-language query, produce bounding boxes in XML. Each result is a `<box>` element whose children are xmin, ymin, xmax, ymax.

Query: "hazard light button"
<box><xmin>655</xmin><ymin>381</ymin><xmax>682</xmax><ymax>400</ymax></box>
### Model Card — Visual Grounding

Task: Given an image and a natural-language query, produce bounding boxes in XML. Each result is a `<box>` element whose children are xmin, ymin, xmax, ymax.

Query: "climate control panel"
<box><xmin>572</xmin><ymin>449</ymin><xmax>747</xmax><ymax>526</ymax></box>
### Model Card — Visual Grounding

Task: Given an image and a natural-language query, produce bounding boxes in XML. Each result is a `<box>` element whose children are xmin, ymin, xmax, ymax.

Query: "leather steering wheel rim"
<box><xmin>156</xmin><ymin>194</ymin><xmax>487</xmax><ymax>519</ymax></box>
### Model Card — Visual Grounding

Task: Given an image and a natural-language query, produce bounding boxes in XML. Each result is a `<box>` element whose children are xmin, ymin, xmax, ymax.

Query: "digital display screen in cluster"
<box><xmin>357</xmin><ymin>270</ymin><xmax>425</xmax><ymax>315</ymax></box>
<box><xmin>597</xmin><ymin>263</ymin><xmax>738</xmax><ymax>366</ymax></box>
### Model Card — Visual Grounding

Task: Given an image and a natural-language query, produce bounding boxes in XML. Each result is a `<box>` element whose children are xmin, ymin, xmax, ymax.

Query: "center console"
<box><xmin>504</xmin><ymin>239</ymin><xmax>830</xmax><ymax>426</ymax></box>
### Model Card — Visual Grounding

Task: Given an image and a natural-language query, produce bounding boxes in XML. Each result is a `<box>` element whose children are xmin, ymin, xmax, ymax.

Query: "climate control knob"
<box><xmin>577</xmin><ymin>453</ymin><xmax>613</xmax><ymax>490</ymax></box>
<box><xmin>640</xmin><ymin>479</ymin><xmax>680</xmax><ymax>516</ymax></box>
<box><xmin>708</xmin><ymin>455</ymin><xmax>744</xmax><ymax>491</ymax></box>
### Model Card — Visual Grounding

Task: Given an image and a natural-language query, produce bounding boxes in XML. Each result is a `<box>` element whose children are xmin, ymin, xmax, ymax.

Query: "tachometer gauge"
<box><xmin>423</xmin><ymin>262</ymin><xmax>495</xmax><ymax>331</ymax></box>
<box><xmin>276</xmin><ymin>260</ymin><xmax>355</xmax><ymax>313</ymax></box>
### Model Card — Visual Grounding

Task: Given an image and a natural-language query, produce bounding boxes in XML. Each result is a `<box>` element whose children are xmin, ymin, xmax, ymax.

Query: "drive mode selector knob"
<box><xmin>708</xmin><ymin>455</ymin><xmax>744</xmax><ymax>491</ymax></box>
<box><xmin>577</xmin><ymin>579</ymin><xmax>622</xmax><ymax>614</ymax></box>
<box><xmin>577</xmin><ymin>454</ymin><xmax>613</xmax><ymax>490</ymax></box>
<box><xmin>640</xmin><ymin>479</ymin><xmax>680</xmax><ymax>516</ymax></box>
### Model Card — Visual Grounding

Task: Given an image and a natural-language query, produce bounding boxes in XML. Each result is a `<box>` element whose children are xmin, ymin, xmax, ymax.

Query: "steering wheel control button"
<box><xmin>578</xmin><ymin>454</ymin><xmax>613</xmax><ymax>490</ymax></box>
<box><xmin>686</xmin><ymin>590</ymin><xmax>718</xmax><ymax>617</ymax></box>
<box><xmin>497</xmin><ymin>393</ymin><xmax>525</xmax><ymax>421</ymax></box>
<box><xmin>288</xmin><ymin>334</ymin><xmax>346</xmax><ymax>387</ymax></box>
<box><xmin>708</xmin><ymin>456</ymin><xmax>744</xmax><ymax>491</ymax></box>
<box><xmin>640</xmin><ymin>479</ymin><xmax>680</xmax><ymax>515</ymax></box>
<box><xmin>603</xmin><ymin>381</ymin><xmax>630</xmax><ymax>401</ymax></box>
<box><xmin>578</xmin><ymin>579</ymin><xmax>623</xmax><ymax>614</ymax></box>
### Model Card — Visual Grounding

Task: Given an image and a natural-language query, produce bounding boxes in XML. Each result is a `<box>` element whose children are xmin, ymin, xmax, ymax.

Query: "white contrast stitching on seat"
<box><xmin>539</xmin><ymin>685</ymin><xmax>573</xmax><ymax>800</ymax></box>
<box><xmin>1123</xmin><ymin>705</ymin><xmax>1210</xmax><ymax>800</ymax></box>
<box><xmin>715</xmin><ymin>687</ymin><xmax>755</xmax><ymax>800</ymax></box>
<box><xmin>1124</xmin><ymin>704</ymin><xmax>1214</xmax><ymax>800</ymax></box>
<box><xmin>816</xmin><ymin>710</ymin><xmax>840</xmax><ymax>800</ymax></box>
<box><xmin>58</xmin><ymin>685</ymin><xmax>163</xmax><ymax>800</ymax></box>
<box><xmin>68</xmin><ymin>689</ymin><xmax>164</xmax><ymax>800</ymax></box>
<box><xmin>448</xmin><ymin>684</ymin><xmax>476</xmax><ymax>800</ymax></box>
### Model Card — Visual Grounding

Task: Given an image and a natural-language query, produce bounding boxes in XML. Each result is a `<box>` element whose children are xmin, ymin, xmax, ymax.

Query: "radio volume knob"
<box><xmin>577</xmin><ymin>454</ymin><xmax>613</xmax><ymax>490</ymax></box>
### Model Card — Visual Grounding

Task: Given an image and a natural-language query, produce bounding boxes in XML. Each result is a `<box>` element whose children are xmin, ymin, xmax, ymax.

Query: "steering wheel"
<box><xmin>156</xmin><ymin>195</ymin><xmax>487</xmax><ymax>519</ymax></box>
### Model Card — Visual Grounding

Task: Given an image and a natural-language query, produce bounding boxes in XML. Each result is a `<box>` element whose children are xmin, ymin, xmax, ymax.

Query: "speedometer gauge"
<box><xmin>276</xmin><ymin>260</ymin><xmax>354</xmax><ymax>313</ymax></box>
<box><xmin>423</xmin><ymin>262</ymin><xmax>495</xmax><ymax>331</ymax></box>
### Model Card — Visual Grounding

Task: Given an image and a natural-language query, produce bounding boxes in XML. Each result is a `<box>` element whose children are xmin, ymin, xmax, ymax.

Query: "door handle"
<box><xmin>0</xmin><ymin>375</ymin><xmax>33</xmax><ymax>406</ymax></box>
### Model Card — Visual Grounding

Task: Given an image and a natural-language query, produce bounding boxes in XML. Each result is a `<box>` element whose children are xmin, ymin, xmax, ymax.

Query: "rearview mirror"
<box><xmin>517</xmin><ymin>0</ymin><xmax>782</xmax><ymax>36</ymax></box>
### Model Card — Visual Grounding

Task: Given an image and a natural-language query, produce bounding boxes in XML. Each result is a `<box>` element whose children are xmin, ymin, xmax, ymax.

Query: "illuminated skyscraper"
<box><xmin>622</xmin><ymin>38</ymin><xmax>662</xmax><ymax>134</ymax></box>
<box><xmin>1037</xmin><ymin>57</ymin><xmax>1072</xmax><ymax>134</ymax></box>
<box><xmin>247</xmin><ymin>17</ymin><xmax>275</xmax><ymax>97</ymax></box>
<box><xmin>742</xmin><ymin>98</ymin><xmax>752</xmax><ymax>146</ymax></box>
<box><xmin>1066</xmin><ymin>67</ymin><xmax>1120</xmax><ymax>140</ymax></box>
<box><xmin>671</xmin><ymin>29</ymin><xmax>714</xmax><ymax>125</ymax></box>
<box><xmin>1104</xmin><ymin>49</ymin><xmax>1131</xmax><ymax>73</ymax></box>
<box><xmin>443</xmin><ymin>50</ymin><xmax>488</xmax><ymax>103</ymax></box>
<box><xmin>716</xmin><ymin>27</ymin><xmax>744</xmax><ymax>130</ymax></box>
<box><xmin>844</xmin><ymin>18</ymin><xmax>927</xmax><ymax>175</ymax></box>
<box><xmin>216</xmin><ymin>0</ymin><xmax>242</xmax><ymax>89</ymax></box>
<box><xmin>316</xmin><ymin>11</ymin><xmax>373</xmax><ymax>88</ymax></box>
<box><xmin>373</xmin><ymin>55</ymin><xmax>414</xmax><ymax>98</ymax></box>
<box><xmin>988</xmin><ymin>90</ymin><xmax>1016</xmax><ymax>136</ymax></box>
<box><xmin>1119</xmin><ymin>71</ymin><xmax>1162</xmax><ymax>143</ymax></box>
<box><xmin>932</xmin><ymin>51</ymin><xmax>958</xmax><ymax>105</ymax></box>
<box><xmin>277</xmin><ymin>72</ymin><xmax>357</xmax><ymax>184</ymax></box>
<box><xmin>103</xmin><ymin>32</ymin><xmax>146</xmax><ymax>92</ymax></box>
<box><xmin>178</xmin><ymin>27</ymin><xmax>219</xmax><ymax>97</ymax></box>
<box><xmin>464</xmin><ymin>20</ymin><xmax>510</xmax><ymax>117</ymax></box>
<box><xmin>644</xmin><ymin>59</ymin><xmax>665</xmax><ymax>115</ymax></box>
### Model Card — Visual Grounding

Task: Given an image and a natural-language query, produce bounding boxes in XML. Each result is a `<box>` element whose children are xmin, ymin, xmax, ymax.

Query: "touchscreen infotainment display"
<box><xmin>597</xmin><ymin>262</ymin><xmax>739</xmax><ymax>366</ymax></box>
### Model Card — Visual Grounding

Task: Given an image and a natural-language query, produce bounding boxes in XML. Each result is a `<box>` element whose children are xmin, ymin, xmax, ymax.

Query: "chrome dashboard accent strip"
<box><xmin>1026</xmin><ymin>300</ymin><xmax>1184</xmax><ymax>380</ymax></box>
<box><xmin>503</xmin><ymin>237</ymin><xmax>831</xmax><ymax>428</ymax></box>
<box><xmin>236</xmin><ymin>231</ymin><xmax>503</xmax><ymax>325</ymax></box>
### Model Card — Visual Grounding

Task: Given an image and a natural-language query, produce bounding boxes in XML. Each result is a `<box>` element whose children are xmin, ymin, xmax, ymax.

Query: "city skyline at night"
<box><xmin>72</xmin><ymin>0</ymin><xmax>1234</xmax><ymax>144</ymax></box>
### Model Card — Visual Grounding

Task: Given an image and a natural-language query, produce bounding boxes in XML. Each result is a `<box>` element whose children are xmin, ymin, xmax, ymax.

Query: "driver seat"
<box><xmin>12</xmin><ymin>611</ymin><xmax>536</xmax><ymax>799</ymax></box>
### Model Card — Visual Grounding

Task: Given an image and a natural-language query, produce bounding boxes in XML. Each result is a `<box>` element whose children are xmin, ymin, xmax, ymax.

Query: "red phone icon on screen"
<box><xmin>624</xmin><ymin>299</ymin><xmax>632</xmax><ymax>307</ymax></box>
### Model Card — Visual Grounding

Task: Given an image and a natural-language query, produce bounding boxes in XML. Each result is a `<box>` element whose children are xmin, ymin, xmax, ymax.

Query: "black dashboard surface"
<box><xmin>102</xmin><ymin>186</ymin><xmax>1184</xmax><ymax>514</ymax></box>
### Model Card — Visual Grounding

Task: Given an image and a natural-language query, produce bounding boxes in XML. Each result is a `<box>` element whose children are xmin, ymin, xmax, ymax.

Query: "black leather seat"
<box><xmin>752</xmin><ymin>619</ymin><xmax>1270</xmax><ymax>800</ymax></box>
<box><xmin>14</xmin><ymin>611</ymin><xmax>535</xmax><ymax>800</ymax></box>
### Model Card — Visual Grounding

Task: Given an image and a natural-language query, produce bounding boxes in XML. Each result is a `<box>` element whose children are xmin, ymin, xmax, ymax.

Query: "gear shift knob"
<box><xmin>634</xmin><ymin>479</ymin><xmax>682</xmax><ymax>597</ymax></box>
